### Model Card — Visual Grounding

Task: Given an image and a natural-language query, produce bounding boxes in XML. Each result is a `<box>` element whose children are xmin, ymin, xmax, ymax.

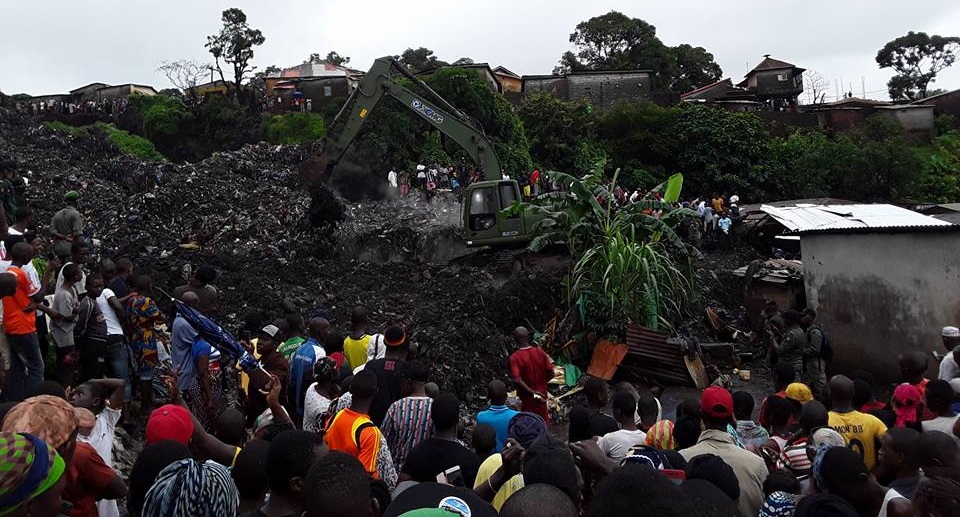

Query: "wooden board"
<box><xmin>587</xmin><ymin>340</ymin><xmax>629</xmax><ymax>380</ymax></box>
<box><xmin>684</xmin><ymin>354</ymin><xmax>710</xmax><ymax>389</ymax></box>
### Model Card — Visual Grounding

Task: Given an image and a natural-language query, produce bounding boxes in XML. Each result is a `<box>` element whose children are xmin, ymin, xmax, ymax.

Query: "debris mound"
<box><xmin>0</xmin><ymin>109</ymin><xmax>561</xmax><ymax>397</ymax></box>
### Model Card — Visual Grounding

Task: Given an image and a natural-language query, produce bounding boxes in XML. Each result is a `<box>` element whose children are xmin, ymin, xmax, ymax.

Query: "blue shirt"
<box><xmin>171</xmin><ymin>315</ymin><xmax>199</xmax><ymax>390</ymax></box>
<box><xmin>289</xmin><ymin>338</ymin><xmax>326</xmax><ymax>417</ymax></box>
<box><xmin>476</xmin><ymin>405</ymin><xmax>519</xmax><ymax>452</ymax></box>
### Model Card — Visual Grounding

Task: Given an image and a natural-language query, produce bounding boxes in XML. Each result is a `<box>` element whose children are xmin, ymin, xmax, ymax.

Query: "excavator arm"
<box><xmin>301</xmin><ymin>57</ymin><xmax>502</xmax><ymax>187</ymax></box>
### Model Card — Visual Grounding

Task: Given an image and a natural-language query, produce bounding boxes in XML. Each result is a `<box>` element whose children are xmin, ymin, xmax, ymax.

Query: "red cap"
<box><xmin>146</xmin><ymin>404</ymin><xmax>194</xmax><ymax>446</ymax></box>
<box><xmin>700</xmin><ymin>386</ymin><xmax>734</xmax><ymax>419</ymax></box>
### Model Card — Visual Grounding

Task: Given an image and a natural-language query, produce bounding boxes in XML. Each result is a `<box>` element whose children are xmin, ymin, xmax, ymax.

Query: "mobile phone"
<box><xmin>662</xmin><ymin>469</ymin><xmax>686</xmax><ymax>485</ymax></box>
<box><xmin>438</xmin><ymin>465</ymin><xmax>465</xmax><ymax>487</ymax></box>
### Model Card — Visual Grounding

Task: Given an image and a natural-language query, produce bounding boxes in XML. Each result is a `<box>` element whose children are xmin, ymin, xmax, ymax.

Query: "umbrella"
<box><xmin>172</xmin><ymin>298</ymin><xmax>259</xmax><ymax>371</ymax></box>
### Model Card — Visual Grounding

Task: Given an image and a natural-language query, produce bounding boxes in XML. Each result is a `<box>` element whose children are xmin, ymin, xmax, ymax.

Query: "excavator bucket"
<box><xmin>300</xmin><ymin>153</ymin><xmax>335</xmax><ymax>189</ymax></box>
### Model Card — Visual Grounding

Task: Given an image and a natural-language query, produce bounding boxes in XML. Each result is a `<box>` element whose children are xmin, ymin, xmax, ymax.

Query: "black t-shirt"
<box><xmin>107</xmin><ymin>276</ymin><xmax>129</xmax><ymax>299</ymax></box>
<box><xmin>588</xmin><ymin>410</ymin><xmax>620</xmax><ymax>438</ymax></box>
<box><xmin>402</xmin><ymin>438</ymin><xmax>481</xmax><ymax>488</ymax></box>
<box><xmin>364</xmin><ymin>357</ymin><xmax>403</xmax><ymax>426</ymax></box>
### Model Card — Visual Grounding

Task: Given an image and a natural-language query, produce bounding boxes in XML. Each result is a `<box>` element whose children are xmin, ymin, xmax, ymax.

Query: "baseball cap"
<box><xmin>146</xmin><ymin>405</ymin><xmax>194</xmax><ymax>446</ymax></box>
<box><xmin>64</xmin><ymin>190</ymin><xmax>80</xmax><ymax>201</ymax></box>
<box><xmin>1</xmin><ymin>395</ymin><xmax>79</xmax><ymax>449</ymax></box>
<box><xmin>785</xmin><ymin>383</ymin><xmax>814</xmax><ymax>404</ymax></box>
<box><xmin>260</xmin><ymin>325</ymin><xmax>280</xmax><ymax>338</ymax></box>
<box><xmin>811</xmin><ymin>427</ymin><xmax>846</xmax><ymax>448</ymax></box>
<box><xmin>385</xmin><ymin>483</ymin><xmax>497</xmax><ymax>517</ymax></box>
<box><xmin>700</xmin><ymin>386</ymin><xmax>733</xmax><ymax>419</ymax></box>
<box><xmin>384</xmin><ymin>326</ymin><xmax>407</xmax><ymax>347</ymax></box>
<box><xmin>943</xmin><ymin>326</ymin><xmax>960</xmax><ymax>337</ymax></box>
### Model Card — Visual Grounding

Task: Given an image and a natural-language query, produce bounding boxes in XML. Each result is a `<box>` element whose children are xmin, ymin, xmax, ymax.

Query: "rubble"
<box><xmin>0</xmin><ymin>108</ymin><xmax>562</xmax><ymax>401</ymax></box>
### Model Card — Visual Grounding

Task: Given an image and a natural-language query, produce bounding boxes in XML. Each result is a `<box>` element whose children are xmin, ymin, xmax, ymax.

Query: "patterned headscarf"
<box><xmin>811</xmin><ymin>443</ymin><xmax>841</xmax><ymax>493</ymax></box>
<box><xmin>644</xmin><ymin>419</ymin><xmax>676</xmax><ymax>450</ymax></box>
<box><xmin>142</xmin><ymin>459</ymin><xmax>239</xmax><ymax>517</ymax></box>
<box><xmin>759</xmin><ymin>491</ymin><xmax>797</xmax><ymax>517</ymax></box>
<box><xmin>892</xmin><ymin>383</ymin><xmax>921</xmax><ymax>428</ymax></box>
<box><xmin>0</xmin><ymin>432</ymin><xmax>66</xmax><ymax>516</ymax></box>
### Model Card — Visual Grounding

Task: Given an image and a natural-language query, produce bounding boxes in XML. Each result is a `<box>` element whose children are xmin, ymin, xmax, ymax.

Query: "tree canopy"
<box><xmin>205</xmin><ymin>8</ymin><xmax>265</xmax><ymax>101</ymax></box>
<box><xmin>555</xmin><ymin>11</ymin><xmax>722</xmax><ymax>93</ymax></box>
<box><xmin>398</xmin><ymin>47</ymin><xmax>449</xmax><ymax>73</ymax></box>
<box><xmin>876</xmin><ymin>31</ymin><xmax>960</xmax><ymax>101</ymax></box>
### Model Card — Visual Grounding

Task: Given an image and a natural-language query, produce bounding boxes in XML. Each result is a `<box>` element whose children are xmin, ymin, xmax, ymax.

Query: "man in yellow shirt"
<box><xmin>828</xmin><ymin>375</ymin><xmax>887</xmax><ymax>471</ymax></box>
<box><xmin>344</xmin><ymin>306</ymin><xmax>375</xmax><ymax>370</ymax></box>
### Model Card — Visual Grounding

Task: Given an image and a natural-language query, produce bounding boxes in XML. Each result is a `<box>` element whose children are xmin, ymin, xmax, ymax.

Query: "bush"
<box><xmin>261</xmin><ymin>112</ymin><xmax>326</xmax><ymax>144</ymax></box>
<box><xmin>43</xmin><ymin>121</ymin><xmax>88</xmax><ymax>138</ymax></box>
<box><xmin>45</xmin><ymin>121</ymin><xmax>166</xmax><ymax>161</ymax></box>
<box><xmin>93</xmin><ymin>123</ymin><xmax>166</xmax><ymax>161</ymax></box>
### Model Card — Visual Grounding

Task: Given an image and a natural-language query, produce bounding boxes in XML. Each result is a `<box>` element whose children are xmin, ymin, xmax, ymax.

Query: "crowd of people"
<box><xmin>1</xmin><ymin>157</ymin><xmax>960</xmax><ymax>517</ymax></box>
<box><xmin>14</xmin><ymin>98</ymin><xmax>130</xmax><ymax>118</ymax></box>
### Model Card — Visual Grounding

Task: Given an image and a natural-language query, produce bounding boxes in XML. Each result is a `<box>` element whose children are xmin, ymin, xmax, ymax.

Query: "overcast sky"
<box><xmin>3</xmin><ymin>0</ymin><xmax>960</xmax><ymax>102</ymax></box>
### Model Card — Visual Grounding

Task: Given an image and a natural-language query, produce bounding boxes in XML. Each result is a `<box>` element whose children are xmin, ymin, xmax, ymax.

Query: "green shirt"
<box><xmin>278</xmin><ymin>336</ymin><xmax>306</xmax><ymax>359</ymax></box>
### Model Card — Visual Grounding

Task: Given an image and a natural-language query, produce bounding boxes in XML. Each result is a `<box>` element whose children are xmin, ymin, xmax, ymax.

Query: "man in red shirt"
<box><xmin>2</xmin><ymin>242</ymin><xmax>52</xmax><ymax>399</ymax></box>
<box><xmin>2</xmin><ymin>395</ymin><xmax>126</xmax><ymax>517</ymax></box>
<box><xmin>509</xmin><ymin>327</ymin><xmax>553</xmax><ymax>422</ymax></box>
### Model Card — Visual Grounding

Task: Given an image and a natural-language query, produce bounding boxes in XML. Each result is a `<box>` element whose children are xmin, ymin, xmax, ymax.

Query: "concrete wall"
<box><xmin>877</xmin><ymin>106</ymin><xmax>935</xmax><ymax>135</ymax></box>
<box><xmin>802</xmin><ymin>230</ymin><xmax>960</xmax><ymax>381</ymax></box>
<box><xmin>566</xmin><ymin>72</ymin><xmax>652</xmax><ymax>109</ymax></box>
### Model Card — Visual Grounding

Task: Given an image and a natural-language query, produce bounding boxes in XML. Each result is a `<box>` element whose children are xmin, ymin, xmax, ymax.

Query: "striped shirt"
<box><xmin>382</xmin><ymin>396</ymin><xmax>433</xmax><ymax>467</ymax></box>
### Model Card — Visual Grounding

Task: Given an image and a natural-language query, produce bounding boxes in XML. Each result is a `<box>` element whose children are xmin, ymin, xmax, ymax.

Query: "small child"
<box><xmin>70</xmin><ymin>377</ymin><xmax>125</xmax><ymax>517</ymax></box>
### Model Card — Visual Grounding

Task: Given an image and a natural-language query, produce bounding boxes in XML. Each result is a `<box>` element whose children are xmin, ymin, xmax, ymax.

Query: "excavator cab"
<box><xmin>463</xmin><ymin>180</ymin><xmax>537</xmax><ymax>247</ymax></box>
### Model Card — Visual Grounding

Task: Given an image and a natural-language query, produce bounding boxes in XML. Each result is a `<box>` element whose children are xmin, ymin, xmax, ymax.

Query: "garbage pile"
<box><xmin>0</xmin><ymin>109</ymin><xmax>562</xmax><ymax>398</ymax></box>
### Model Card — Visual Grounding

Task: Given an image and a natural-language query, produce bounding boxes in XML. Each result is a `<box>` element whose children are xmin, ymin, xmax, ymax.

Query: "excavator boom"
<box><xmin>302</xmin><ymin>57</ymin><xmax>538</xmax><ymax>247</ymax></box>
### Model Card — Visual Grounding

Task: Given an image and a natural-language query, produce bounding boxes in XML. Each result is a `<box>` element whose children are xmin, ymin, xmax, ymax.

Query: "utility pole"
<box><xmin>861</xmin><ymin>76</ymin><xmax>866</xmax><ymax>98</ymax></box>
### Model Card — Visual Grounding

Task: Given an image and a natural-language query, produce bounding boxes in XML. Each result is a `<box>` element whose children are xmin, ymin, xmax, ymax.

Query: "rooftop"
<box><xmin>680</xmin><ymin>78</ymin><xmax>733</xmax><ymax>99</ymax></box>
<box><xmin>745</xmin><ymin>55</ymin><xmax>802</xmax><ymax>76</ymax></box>
<box><xmin>760</xmin><ymin>203</ymin><xmax>953</xmax><ymax>235</ymax></box>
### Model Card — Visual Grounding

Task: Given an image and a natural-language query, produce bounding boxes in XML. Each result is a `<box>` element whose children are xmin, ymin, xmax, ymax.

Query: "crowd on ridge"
<box><xmin>0</xmin><ymin>156</ymin><xmax>959</xmax><ymax>516</ymax></box>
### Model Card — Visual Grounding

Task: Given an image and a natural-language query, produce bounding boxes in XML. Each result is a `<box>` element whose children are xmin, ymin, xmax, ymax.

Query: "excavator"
<box><xmin>300</xmin><ymin>56</ymin><xmax>541</xmax><ymax>247</ymax></box>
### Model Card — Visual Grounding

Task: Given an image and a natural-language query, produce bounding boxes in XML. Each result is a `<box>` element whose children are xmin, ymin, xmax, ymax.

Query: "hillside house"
<box><xmin>737</xmin><ymin>55</ymin><xmax>805</xmax><ymax>110</ymax></box>
<box><xmin>265</xmin><ymin>62</ymin><xmax>364</xmax><ymax>112</ymax></box>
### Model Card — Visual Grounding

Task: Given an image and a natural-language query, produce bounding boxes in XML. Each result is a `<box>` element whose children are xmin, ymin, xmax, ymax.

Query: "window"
<box><xmin>323</xmin><ymin>85</ymin><xmax>333</xmax><ymax>97</ymax></box>
<box><xmin>777</xmin><ymin>73</ymin><xmax>789</xmax><ymax>82</ymax></box>
<box><xmin>469</xmin><ymin>187</ymin><xmax>498</xmax><ymax>231</ymax></box>
<box><xmin>499</xmin><ymin>183</ymin><xmax>519</xmax><ymax>219</ymax></box>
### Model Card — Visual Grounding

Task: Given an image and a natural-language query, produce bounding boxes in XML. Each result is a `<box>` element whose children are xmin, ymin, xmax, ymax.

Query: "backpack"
<box><xmin>811</xmin><ymin>325</ymin><xmax>832</xmax><ymax>361</ymax></box>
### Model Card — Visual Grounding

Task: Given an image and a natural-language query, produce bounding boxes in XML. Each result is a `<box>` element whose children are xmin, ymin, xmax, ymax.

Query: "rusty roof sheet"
<box><xmin>761</xmin><ymin>204</ymin><xmax>953</xmax><ymax>233</ymax></box>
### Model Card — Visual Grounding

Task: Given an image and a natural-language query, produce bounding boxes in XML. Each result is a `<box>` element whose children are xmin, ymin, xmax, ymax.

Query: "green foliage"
<box><xmin>43</xmin><ymin>121</ymin><xmax>88</xmax><ymax>138</ymax></box>
<box><xmin>909</xmin><ymin>131</ymin><xmax>960</xmax><ymax>203</ymax></box>
<box><xmin>520</xmin><ymin>164</ymin><xmax>698</xmax><ymax>338</ymax></box>
<box><xmin>46</xmin><ymin>121</ymin><xmax>165</xmax><ymax>161</ymax></box>
<box><xmin>129</xmin><ymin>95</ymin><xmax>191</xmax><ymax>140</ymax></box>
<box><xmin>205</xmin><ymin>8</ymin><xmax>265</xmax><ymax>96</ymax></box>
<box><xmin>669</xmin><ymin>105</ymin><xmax>770</xmax><ymax>197</ymax></box>
<box><xmin>93</xmin><ymin>123</ymin><xmax>166</xmax><ymax>161</ymax></box>
<box><xmin>876</xmin><ymin>31</ymin><xmax>960</xmax><ymax>101</ymax></box>
<box><xmin>261</xmin><ymin>112</ymin><xmax>326</xmax><ymax>144</ymax></box>
<box><xmin>398</xmin><ymin>47</ymin><xmax>448</xmax><ymax>73</ymax></box>
<box><xmin>557</xmin><ymin>11</ymin><xmax>722</xmax><ymax>92</ymax></box>
<box><xmin>519</xmin><ymin>93</ymin><xmax>601</xmax><ymax>174</ymax></box>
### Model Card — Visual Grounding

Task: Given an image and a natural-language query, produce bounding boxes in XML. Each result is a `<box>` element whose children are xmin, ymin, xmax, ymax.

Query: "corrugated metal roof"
<box><xmin>761</xmin><ymin>204</ymin><xmax>953</xmax><ymax>233</ymax></box>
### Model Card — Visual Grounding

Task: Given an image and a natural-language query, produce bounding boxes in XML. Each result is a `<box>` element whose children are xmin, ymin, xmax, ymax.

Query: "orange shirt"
<box><xmin>3</xmin><ymin>267</ymin><xmax>36</xmax><ymax>335</ymax></box>
<box><xmin>324</xmin><ymin>408</ymin><xmax>383</xmax><ymax>478</ymax></box>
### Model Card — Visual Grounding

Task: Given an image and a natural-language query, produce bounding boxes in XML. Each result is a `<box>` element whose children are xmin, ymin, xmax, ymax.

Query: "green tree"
<box><xmin>668</xmin><ymin>105</ymin><xmax>770</xmax><ymax>196</ymax></box>
<box><xmin>666</xmin><ymin>44</ymin><xmax>723</xmax><ymax>93</ymax></box>
<box><xmin>911</xmin><ymin>132</ymin><xmax>960</xmax><ymax>203</ymax></box>
<box><xmin>556</xmin><ymin>11</ymin><xmax>722</xmax><ymax>92</ymax></box>
<box><xmin>596</xmin><ymin>101</ymin><xmax>680</xmax><ymax>183</ymax></box>
<box><xmin>518</xmin><ymin>92</ymin><xmax>600</xmax><ymax>173</ymax></box>
<box><xmin>876</xmin><ymin>31</ymin><xmax>960</xmax><ymax>101</ymax></box>
<box><xmin>205</xmin><ymin>8</ymin><xmax>266</xmax><ymax>102</ymax></box>
<box><xmin>398</xmin><ymin>47</ymin><xmax>448</xmax><ymax>73</ymax></box>
<box><xmin>833</xmin><ymin>115</ymin><xmax>921</xmax><ymax>201</ymax></box>
<box><xmin>326</xmin><ymin>51</ymin><xmax>350</xmax><ymax>66</ymax></box>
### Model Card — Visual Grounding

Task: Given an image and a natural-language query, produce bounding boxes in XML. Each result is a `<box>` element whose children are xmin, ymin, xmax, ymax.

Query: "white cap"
<box><xmin>260</xmin><ymin>325</ymin><xmax>280</xmax><ymax>338</ymax></box>
<box><xmin>943</xmin><ymin>326</ymin><xmax>960</xmax><ymax>337</ymax></box>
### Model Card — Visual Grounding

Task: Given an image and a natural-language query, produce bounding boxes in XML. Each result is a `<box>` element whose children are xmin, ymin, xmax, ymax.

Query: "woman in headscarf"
<box><xmin>142</xmin><ymin>458</ymin><xmax>239</xmax><ymax>517</ymax></box>
<box><xmin>127</xmin><ymin>440</ymin><xmax>191</xmax><ymax>517</ymax></box>
<box><xmin>0</xmin><ymin>432</ymin><xmax>67</xmax><ymax>517</ymax></box>
<box><xmin>892</xmin><ymin>383</ymin><xmax>923</xmax><ymax>431</ymax></box>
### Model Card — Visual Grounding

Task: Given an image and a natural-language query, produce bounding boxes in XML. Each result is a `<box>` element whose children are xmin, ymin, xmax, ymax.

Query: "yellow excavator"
<box><xmin>301</xmin><ymin>56</ymin><xmax>541</xmax><ymax>247</ymax></box>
